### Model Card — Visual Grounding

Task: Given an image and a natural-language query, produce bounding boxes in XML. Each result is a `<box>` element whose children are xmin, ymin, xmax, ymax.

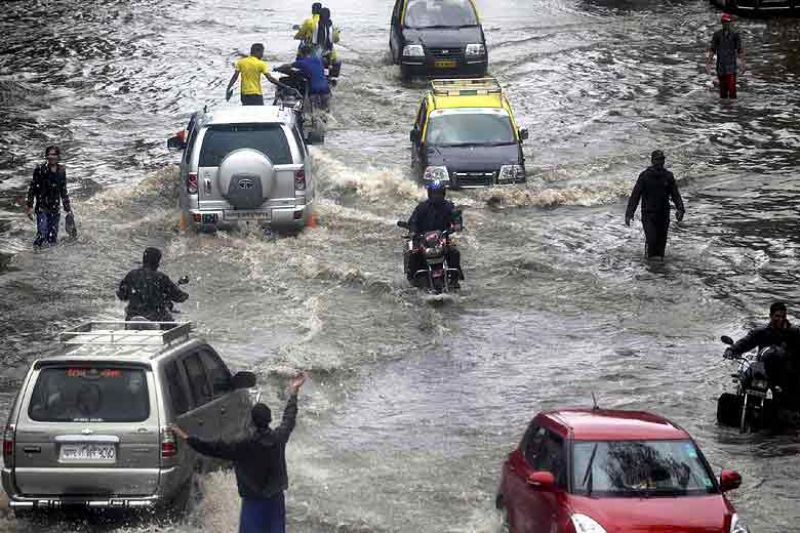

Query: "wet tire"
<box><xmin>400</xmin><ymin>65</ymin><xmax>412</xmax><ymax>82</ymax></box>
<box><xmin>717</xmin><ymin>393</ymin><xmax>742</xmax><ymax>427</ymax></box>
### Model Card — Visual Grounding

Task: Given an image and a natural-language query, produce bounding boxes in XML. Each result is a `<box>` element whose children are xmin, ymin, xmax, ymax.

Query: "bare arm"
<box><xmin>226</xmin><ymin>71</ymin><xmax>239</xmax><ymax>100</ymax></box>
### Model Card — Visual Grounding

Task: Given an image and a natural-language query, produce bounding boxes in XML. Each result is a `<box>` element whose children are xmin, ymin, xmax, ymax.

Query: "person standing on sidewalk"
<box><xmin>170</xmin><ymin>373</ymin><xmax>307</xmax><ymax>533</ymax></box>
<box><xmin>707</xmin><ymin>13</ymin><xmax>745</xmax><ymax>99</ymax></box>
<box><xmin>25</xmin><ymin>145</ymin><xmax>72</xmax><ymax>248</ymax></box>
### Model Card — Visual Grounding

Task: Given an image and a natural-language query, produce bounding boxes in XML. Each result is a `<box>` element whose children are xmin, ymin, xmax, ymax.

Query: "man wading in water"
<box><xmin>707</xmin><ymin>13</ymin><xmax>745</xmax><ymax>99</ymax></box>
<box><xmin>625</xmin><ymin>150</ymin><xmax>685</xmax><ymax>261</ymax></box>
<box><xmin>171</xmin><ymin>373</ymin><xmax>307</xmax><ymax>533</ymax></box>
<box><xmin>25</xmin><ymin>145</ymin><xmax>72</xmax><ymax>247</ymax></box>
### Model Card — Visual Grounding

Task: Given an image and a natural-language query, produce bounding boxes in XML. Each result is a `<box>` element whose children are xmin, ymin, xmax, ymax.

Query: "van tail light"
<box><xmin>294</xmin><ymin>169</ymin><xmax>306</xmax><ymax>191</ymax></box>
<box><xmin>160</xmin><ymin>427</ymin><xmax>177</xmax><ymax>459</ymax></box>
<box><xmin>3</xmin><ymin>424</ymin><xmax>15</xmax><ymax>467</ymax></box>
<box><xmin>186</xmin><ymin>172</ymin><xmax>199</xmax><ymax>194</ymax></box>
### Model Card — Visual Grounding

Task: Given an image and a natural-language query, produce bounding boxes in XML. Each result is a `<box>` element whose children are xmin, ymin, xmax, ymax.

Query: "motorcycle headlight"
<box><xmin>403</xmin><ymin>44</ymin><xmax>425</xmax><ymax>57</ymax></box>
<box><xmin>465</xmin><ymin>43</ymin><xmax>485</xmax><ymax>56</ymax></box>
<box><xmin>423</xmin><ymin>166</ymin><xmax>450</xmax><ymax>182</ymax></box>
<box><xmin>730</xmin><ymin>513</ymin><xmax>749</xmax><ymax>533</ymax></box>
<box><xmin>498</xmin><ymin>164</ymin><xmax>524</xmax><ymax>182</ymax></box>
<box><xmin>571</xmin><ymin>514</ymin><xmax>608</xmax><ymax>533</ymax></box>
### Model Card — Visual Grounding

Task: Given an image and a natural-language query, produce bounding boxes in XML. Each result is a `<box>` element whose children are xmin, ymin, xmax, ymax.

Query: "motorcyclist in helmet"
<box><xmin>724</xmin><ymin>302</ymin><xmax>800</xmax><ymax>394</ymax></box>
<box><xmin>405</xmin><ymin>180</ymin><xmax>463</xmax><ymax>286</ymax></box>
<box><xmin>117</xmin><ymin>247</ymin><xmax>188</xmax><ymax>326</ymax></box>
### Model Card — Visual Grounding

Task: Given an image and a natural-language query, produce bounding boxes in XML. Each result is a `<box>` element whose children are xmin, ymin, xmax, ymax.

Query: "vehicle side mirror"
<box><xmin>410</xmin><ymin>129</ymin><xmax>420</xmax><ymax>143</ymax></box>
<box><xmin>519</xmin><ymin>128</ymin><xmax>529</xmax><ymax>141</ymax></box>
<box><xmin>167</xmin><ymin>130</ymin><xmax>187</xmax><ymax>151</ymax></box>
<box><xmin>719</xmin><ymin>469</ymin><xmax>742</xmax><ymax>492</ymax></box>
<box><xmin>231</xmin><ymin>371</ymin><xmax>257</xmax><ymax>389</ymax></box>
<box><xmin>527</xmin><ymin>471</ymin><xmax>556</xmax><ymax>490</ymax></box>
<box><xmin>397</xmin><ymin>220</ymin><xmax>410</xmax><ymax>229</ymax></box>
<box><xmin>177</xmin><ymin>275</ymin><xmax>189</xmax><ymax>285</ymax></box>
<box><xmin>721</xmin><ymin>336</ymin><xmax>734</xmax><ymax>346</ymax></box>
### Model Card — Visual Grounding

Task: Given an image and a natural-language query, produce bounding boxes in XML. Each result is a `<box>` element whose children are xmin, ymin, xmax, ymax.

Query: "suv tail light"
<box><xmin>160</xmin><ymin>427</ymin><xmax>177</xmax><ymax>459</ymax></box>
<box><xmin>186</xmin><ymin>172</ymin><xmax>199</xmax><ymax>194</ymax></box>
<box><xmin>3</xmin><ymin>424</ymin><xmax>15</xmax><ymax>467</ymax></box>
<box><xmin>294</xmin><ymin>169</ymin><xmax>306</xmax><ymax>191</ymax></box>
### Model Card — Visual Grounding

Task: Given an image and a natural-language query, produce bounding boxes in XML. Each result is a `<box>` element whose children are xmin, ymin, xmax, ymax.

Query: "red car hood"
<box><xmin>568</xmin><ymin>494</ymin><xmax>733</xmax><ymax>533</ymax></box>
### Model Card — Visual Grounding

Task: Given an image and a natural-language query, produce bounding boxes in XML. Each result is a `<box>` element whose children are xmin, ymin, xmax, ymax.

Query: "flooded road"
<box><xmin>2</xmin><ymin>0</ymin><xmax>800</xmax><ymax>531</ymax></box>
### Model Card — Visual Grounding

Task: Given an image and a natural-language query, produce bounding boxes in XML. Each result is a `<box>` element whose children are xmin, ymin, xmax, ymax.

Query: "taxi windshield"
<box><xmin>426</xmin><ymin>112</ymin><xmax>515</xmax><ymax>146</ymax></box>
<box><xmin>404</xmin><ymin>0</ymin><xmax>478</xmax><ymax>29</ymax></box>
<box><xmin>571</xmin><ymin>440</ymin><xmax>717</xmax><ymax>497</ymax></box>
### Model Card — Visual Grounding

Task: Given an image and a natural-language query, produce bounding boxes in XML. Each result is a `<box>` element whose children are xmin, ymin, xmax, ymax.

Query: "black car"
<box><xmin>389</xmin><ymin>0</ymin><xmax>488</xmax><ymax>81</ymax></box>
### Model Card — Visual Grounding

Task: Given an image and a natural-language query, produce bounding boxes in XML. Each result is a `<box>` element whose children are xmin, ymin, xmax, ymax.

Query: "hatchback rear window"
<box><xmin>28</xmin><ymin>367</ymin><xmax>150</xmax><ymax>423</ymax></box>
<box><xmin>199</xmin><ymin>124</ymin><xmax>292</xmax><ymax>167</ymax></box>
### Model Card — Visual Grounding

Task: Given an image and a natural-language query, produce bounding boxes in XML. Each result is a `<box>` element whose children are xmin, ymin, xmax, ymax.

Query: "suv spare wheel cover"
<box><xmin>218</xmin><ymin>148</ymin><xmax>276</xmax><ymax>209</ymax></box>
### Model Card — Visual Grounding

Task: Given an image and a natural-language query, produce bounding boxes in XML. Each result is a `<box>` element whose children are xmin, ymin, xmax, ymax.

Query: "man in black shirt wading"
<box><xmin>625</xmin><ymin>150</ymin><xmax>685</xmax><ymax>260</ymax></box>
<box><xmin>171</xmin><ymin>373</ymin><xmax>307</xmax><ymax>533</ymax></box>
<box><xmin>25</xmin><ymin>145</ymin><xmax>71</xmax><ymax>247</ymax></box>
<box><xmin>707</xmin><ymin>13</ymin><xmax>744</xmax><ymax>99</ymax></box>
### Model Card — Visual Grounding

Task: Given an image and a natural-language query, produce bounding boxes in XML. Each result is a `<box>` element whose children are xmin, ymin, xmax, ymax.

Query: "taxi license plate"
<box><xmin>59</xmin><ymin>444</ymin><xmax>116</xmax><ymax>463</ymax></box>
<box><xmin>224</xmin><ymin>211</ymin><xmax>270</xmax><ymax>221</ymax></box>
<box><xmin>434</xmin><ymin>59</ymin><xmax>456</xmax><ymax>68</ymax></box>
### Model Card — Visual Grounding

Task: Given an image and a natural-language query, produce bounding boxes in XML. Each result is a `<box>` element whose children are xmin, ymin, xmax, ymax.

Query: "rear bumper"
<box><xmin>189</xmin><ymin>201</ymin><xmax>311</xmax><ymax>230</ymax></box>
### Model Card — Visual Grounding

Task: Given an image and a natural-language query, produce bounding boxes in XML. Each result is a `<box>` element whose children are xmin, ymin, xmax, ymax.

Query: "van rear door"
<box><xmin>13</xmin><ymin>363</ymin><xmax>161</xmax><ymax>497</ymax></box>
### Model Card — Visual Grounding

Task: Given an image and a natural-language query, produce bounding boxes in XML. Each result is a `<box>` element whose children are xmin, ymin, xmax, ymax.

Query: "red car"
<box><xmin>497</xmin><ymin>408</ymin><xmax>749</xmax><ymax>533</ymax></box>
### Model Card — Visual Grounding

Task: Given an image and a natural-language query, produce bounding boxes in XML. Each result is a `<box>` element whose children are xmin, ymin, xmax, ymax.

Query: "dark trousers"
<box><xmin>406</xmin><ymin>247</ymin><xmax>462</xmax><ymax>281</ymax></box>
<box><xmin>718</xmin><ymin>73</ymin><xmax>737</xmax><ymax>99</ymax></box>
<box><xmin>34</xmin><ymin>211</ymin><xmax>60</xmax><ymax>247</ymax></box>
<box><xmin>642</xmin><ymin>214</ymin><xmax>670</xmax><ymax>258</ymax></box>
<box><xmin>241</xmin><ymin>94</ymin><xmax>264</xmax><ymax>106</ymax></box>
<box><xmin>239</xmin><ymin>492</ymin><xmax>285</xmax><ymax>533</ymax></box>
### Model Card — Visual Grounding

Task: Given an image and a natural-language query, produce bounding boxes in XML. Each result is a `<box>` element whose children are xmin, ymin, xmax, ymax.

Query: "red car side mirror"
<box><xmin>527</xmin><ymin>471</ymin><xmax>556</xmax><ymax>490</ymax></box>
<box><xmin>719</xmin><ymin>470</ymin><xmax>742</xmax><ymax>492</ymax></box>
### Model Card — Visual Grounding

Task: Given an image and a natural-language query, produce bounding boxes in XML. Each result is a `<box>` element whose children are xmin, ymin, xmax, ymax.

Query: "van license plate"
<box><xmin>434</xmin><ymin>59</ymin><xmax>456</xmax><ymax>68</ymax></box>
<box><xmin>224</xmin><ymin>211</ymin><xmax>270</xmax><ymax>221</ymax></box>
<box><xmin>59</xmin><ymin>444</ymin><xmax>116</xmax><ymax>463</ymax></box>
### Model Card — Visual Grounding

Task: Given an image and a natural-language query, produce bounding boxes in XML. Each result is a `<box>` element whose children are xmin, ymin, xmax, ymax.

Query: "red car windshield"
<box><xmin>571</xmin><ymin>440</ymin><xmax>717</xmax><ymax>497</ymax></box>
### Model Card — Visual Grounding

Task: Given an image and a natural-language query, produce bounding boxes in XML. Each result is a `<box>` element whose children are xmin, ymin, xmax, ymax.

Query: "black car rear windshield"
<box><xmin>29</xmin><ymin>367</ymin><xmax>150</xmax><ymax>423</ymax></box>
<box><xmin>404</xmin><ymin>0</ymin><xmax>478</xmax><ymax>29</ymax></box>
<box><xmin>199</xmin><ymin>124</ymin><xmax>292</xmax><ymax>167</ymax></box>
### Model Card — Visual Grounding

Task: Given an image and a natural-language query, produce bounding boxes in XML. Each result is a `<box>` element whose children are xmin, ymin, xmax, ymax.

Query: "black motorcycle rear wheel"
<box><xmin>717</xmin><ymin>392</ymin><xmax>742</xmax><ymax>427</ymax></box>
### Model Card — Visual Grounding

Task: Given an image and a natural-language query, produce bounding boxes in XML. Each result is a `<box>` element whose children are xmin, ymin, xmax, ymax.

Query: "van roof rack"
<box><xmin>59</xmin><ymin>321</ymin><xmax>193</xmax><ymax>347</ymax></box>
<box><xmin>430</xmin><ymin>77</ymin><xmax>503</xmax><ymax>97</ymax></box>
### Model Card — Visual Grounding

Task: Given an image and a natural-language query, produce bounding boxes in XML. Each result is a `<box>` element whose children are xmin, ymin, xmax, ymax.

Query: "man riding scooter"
<box><xmin>405</xmin><ymin>180</ymin><xmax>463</xmax><ymax>288</ymax></box>
<box><xmin>117</xmin><ymin>247</ymin><xmax>188</xmax><ymax>327</ymax></box>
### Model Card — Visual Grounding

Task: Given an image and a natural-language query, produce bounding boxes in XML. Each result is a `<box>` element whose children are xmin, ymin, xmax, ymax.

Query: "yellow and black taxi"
<box><xmin>389</xmin><ymin>0</ymin><xmax>488</xmax><ymax>81</ymax></box>
<box><xmin>410</xmin><ymin>78</ymin><xmax>528</xmax><ymax>188</ymax></box>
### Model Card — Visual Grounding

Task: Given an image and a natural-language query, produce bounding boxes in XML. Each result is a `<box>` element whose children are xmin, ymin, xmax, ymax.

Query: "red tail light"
<box><xmin>161</xmin><ymin>427</ymin><xmax>177</xmax><ymax>459</ymax></box>
<box><xmin>186</xmin><ymin>172</ymin><xmax>198</xmax><ymax>194</ymax></box>
<box><xmin>3</xmin><ymin>424</ymin><xmax>15</xmax><ymax>466</ymax></box>
<box><xmin>294</xmin><ymin>169</ymin><xmax>306</xmax><ymax>191</ymax></box>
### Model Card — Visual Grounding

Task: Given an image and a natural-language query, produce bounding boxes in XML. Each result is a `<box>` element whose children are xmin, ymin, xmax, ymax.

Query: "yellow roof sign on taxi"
<box><xmin>429</xmin><ymin>78</ymin><xmax>506</xmax><ymax>110</ymax></box>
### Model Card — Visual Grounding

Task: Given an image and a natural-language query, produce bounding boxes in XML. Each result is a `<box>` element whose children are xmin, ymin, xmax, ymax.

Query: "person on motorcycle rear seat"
<box><xmin>295</xmin><ymin>3</ymin><xmax>322</xmax><ymax>49</ymax></box>
<box><xmin>117</xmin><ymin>247</ymin><xmax>188</xmax><ymax>325</ymax></box>
<box><xmin>406</xmin><ymin>180</ymin><xmax>463</xmax><ymax>284</ymax></box>
<box><xmin>292</xmin><ymin>44</ymin><xmax>330</xmax><ymax>107</ymax></box>
<box><xmin>315</xmin><ymin>8</ymin><xmax>342</xmax><ymax>78</ymax></box>
<box><xmin>724</xmin><ymin>302</ymin><xmax>800</xmax><ymax>388</ymax></box>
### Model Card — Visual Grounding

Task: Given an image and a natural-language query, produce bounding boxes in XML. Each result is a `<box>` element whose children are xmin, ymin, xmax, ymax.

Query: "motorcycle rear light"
<box><xmin>160</xmin><ymin>427</ymin><xmax>177</xmax><ymax>459</ymax></box>
<box><xmin>186</xmin><ymin>172</ymin><xmax>198</xmax><ymax>194</ymax></box>
<box><xmin>294</xmin><ymin>169</ymin><xmax>306</xmax><ymax>191</ymax></box>
<box><xmin>3</xmin><ymin>424</ymin><xmax>15</xmax><ymax>465</ymax></box>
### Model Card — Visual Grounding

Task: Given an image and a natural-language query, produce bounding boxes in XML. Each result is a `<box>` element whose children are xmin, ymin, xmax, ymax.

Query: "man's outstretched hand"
<box><xmin>225</xmin><ymin>88</ymin><xmax>234</xmax><ymax>102</ymax></box>
<box><xmin>676</xmin><ymin>210</ymin><xmax>685</xmax><ymax>222</ymax></box>
<box><xmin>168</xmin><ymin>424</ymin><xmax>189</xmax><ymax>440</ymax></box>
<box><xmin>290</xmin><ymin>373</ymin><xmax>308</xmax><ymax>395</ymax></box>
<box><xmin>625</xmin><ymin>216</ymin><xmax>632</xmax><ymax>227</ymax></box>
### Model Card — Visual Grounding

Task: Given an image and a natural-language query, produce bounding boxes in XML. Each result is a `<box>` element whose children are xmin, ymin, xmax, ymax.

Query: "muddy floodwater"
<box><xmin>2</xmin><ymin>0</ymin><xmax>800</xmax><ymax>531</ymax></box>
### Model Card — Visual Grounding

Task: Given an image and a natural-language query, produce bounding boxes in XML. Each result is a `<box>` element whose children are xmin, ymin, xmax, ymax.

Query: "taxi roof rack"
<box><xmin>59</xmin><ymin>321</ymin><xmax>193</xmax><ymax>346</ymax></box>
<box><xmin>430</xmin><ymin>77</ymin><xmax>503</xmax><ymax>97</ymax></box>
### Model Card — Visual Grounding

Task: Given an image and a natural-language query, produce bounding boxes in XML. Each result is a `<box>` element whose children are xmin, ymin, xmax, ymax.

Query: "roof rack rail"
<box><xmin>59</xmin><ymin>321</ymin><xmax>193</xmax><ymax>347</ymax></box>
<box><xmin>430</xmin><ymin>77</ymin><xmax>503</xmax><ymax>96</ymax></box>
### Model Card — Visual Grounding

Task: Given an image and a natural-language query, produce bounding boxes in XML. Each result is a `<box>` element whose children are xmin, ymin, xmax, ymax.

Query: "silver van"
<box><xmin>1</xmin><ymin>322</ymin><xmax>256</xmax><ymax>514</ymax></box>
<box><xmin>171</xmin><ymin>106</ymin><xmax>314</xmax><ymax>234</ymax></box>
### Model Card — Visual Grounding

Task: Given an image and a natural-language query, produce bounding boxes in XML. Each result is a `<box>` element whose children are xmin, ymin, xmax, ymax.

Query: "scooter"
<box><xmin>127</xmin><ymin>275</ymin><xmax>190</xmax><ymax>330</ymax></box>
<box><xmin>397</xmin><ymin>221</ymin><xmax>461</xmax><ymax>295</ymax></box>
<box><xmin>273</xmin><ymin>65</ymin><xmax>327</xmax><ymax>145</ymax></box>
<box><xmin>717</xmin><ymin>335</ymin><xmax>775</xmax><ymax>433</ymax></box>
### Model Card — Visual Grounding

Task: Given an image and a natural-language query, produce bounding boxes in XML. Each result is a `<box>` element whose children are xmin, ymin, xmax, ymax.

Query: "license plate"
<box><xmin>59</xmin><ymin>444</ymin><xmax>116</xmax><ymax>463</ymax></box>
<box><xmin>434</xmin><ymin>59</ymin><xmax>456</xmax><ymax>68</ymax></box>
<box><xmin>224</xmin><ymin>211</ymin><xmax>270</xmax><ymax>221</ymax></box>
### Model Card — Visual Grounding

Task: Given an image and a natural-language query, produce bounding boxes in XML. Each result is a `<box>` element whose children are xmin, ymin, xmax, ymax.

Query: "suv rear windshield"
<box><xmin>199</xmin><ymin>124</ymin><xmax>292</xmax><ymax>167</ymax></box>
<box><xmin>28</xmin><ymin>367</ymin><xmax>150</xmax><ymax>423</ymax></box>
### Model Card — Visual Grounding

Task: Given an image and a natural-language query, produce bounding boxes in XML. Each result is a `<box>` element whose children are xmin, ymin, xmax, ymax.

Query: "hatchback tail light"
<box><xmin>3</xmin><ymin>424</ymin><xmax>15</xmax><ymax>467</ymax></box>
<box><xmin>294</xmin><ymin>169</ymin><xmax>306</xmax><ymax>191</ymax></box>
<box><xmin>160</xmin><ymin>427</ymin><xmax>177</xmax><ymax>459</ymax></box>
<box><xmin>186</xmin><ymin>172</ymin><xmax>199</xmax><ymax>194</ymax></box>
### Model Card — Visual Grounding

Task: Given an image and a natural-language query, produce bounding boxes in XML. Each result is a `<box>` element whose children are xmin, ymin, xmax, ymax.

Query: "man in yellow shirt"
<box><xmin>225</xmin><ymin>43</ymin><xmax>296</xmax><ymax>105</ymax></box>
<box><xmin>294</xmin><ymin>2</ymin><xmax>322</xmax><ymax>48</ymax></box>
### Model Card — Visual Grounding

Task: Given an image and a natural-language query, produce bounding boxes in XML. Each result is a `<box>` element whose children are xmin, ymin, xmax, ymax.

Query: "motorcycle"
<box><xmin>127</xmin><ymin>275</ymin><xmax>190</xmax><ymax>330</ymax></box>
<box><xmin>273</xmin><ymin>64</ymin><xmax>328</xmax><ymax>145</ymax></box>
<box><xmin>717</xmin><ymin>335</ymin><xmax>777</xmax><ymax>432</ymax></box>
<box><xmin>397</xmin><ymin>221</ymin><xmax>461</xmax><ymax>295</ymax></box>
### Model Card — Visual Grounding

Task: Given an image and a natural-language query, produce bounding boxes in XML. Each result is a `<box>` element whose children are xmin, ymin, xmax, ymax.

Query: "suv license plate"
<box><xmin>434</xmin><ymin>59</ymin><xmax>457</xmax><ymax>68</ymax></box>
<box><xmin>224</xmin><ymin>211</ymin><xmax>271</xmax><ymax>221</ymax></box>
<box><xmin>59</xmin><ymin>444</ymin><xmax>116</xmax><ymax>463</ymax></box>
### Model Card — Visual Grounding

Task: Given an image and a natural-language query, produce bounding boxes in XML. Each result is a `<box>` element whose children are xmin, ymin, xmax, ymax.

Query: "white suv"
<box><xmin>171</xmin><ymin>106</ymin><xmax>314</xmax><ymax>234</ymax></box>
